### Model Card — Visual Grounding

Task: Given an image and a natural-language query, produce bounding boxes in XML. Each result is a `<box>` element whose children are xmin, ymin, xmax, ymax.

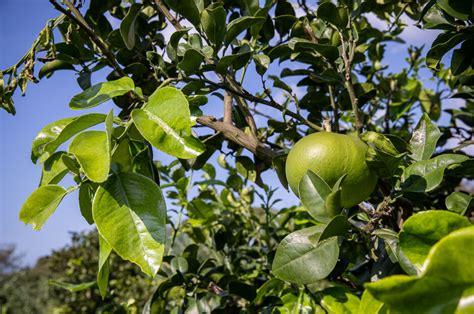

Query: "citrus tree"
<box><xmin>1</xmin><ymin>0</ymin><xmax>473</xmax><ymax>312</ymax></box>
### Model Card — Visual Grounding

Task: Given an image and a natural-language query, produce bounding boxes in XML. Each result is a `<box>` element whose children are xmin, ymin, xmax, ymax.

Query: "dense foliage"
<box><xmin>1</xmin><ymin>0</ymin><xmax>473</xmax><ymax>313</ymax></box>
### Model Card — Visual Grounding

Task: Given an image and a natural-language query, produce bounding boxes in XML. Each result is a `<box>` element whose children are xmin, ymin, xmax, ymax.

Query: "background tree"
<box><xmin>1</xmin><ymin>0</ymin><xmax>473</xmax><ymax>313</ymax></box>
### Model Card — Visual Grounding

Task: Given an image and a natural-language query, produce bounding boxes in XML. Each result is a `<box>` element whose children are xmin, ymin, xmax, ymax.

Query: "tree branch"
<box><xmin>339</xmin><ymin>31</ymin><xmax>362</xmax><ymax>134</ymax></box>
<box><xmin>49</xmin><ymin>0</ymin><xmax>126</xmax><ymax>77</ymax></box>
<box><xmin>187</xmin><ymin>77</ymin><xmax>323</xmax><ymax>131</ymax></box>
<box><xmin>196</xmin><ymin>116</ymin><xmax>276</xmax><ymax>165</ymax></box>
<box><xmin>328</xmin><ymin>85</ymin><xmax>339</xmax><ymax>132</ymax></box>
<box><xmin>223</xmin><ymin>90</ymin><xmax>233</xmax><ymax>124</ymax></box>
<box><xmin>154</xmin><ymin>0</ymin><xmax>184</xmax><ymax>31</ymax></box>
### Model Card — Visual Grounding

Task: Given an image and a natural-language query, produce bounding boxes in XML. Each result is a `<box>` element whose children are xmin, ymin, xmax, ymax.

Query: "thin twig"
<box><xmin>196</xmin><ymin>116</ymin><xmax>276</xmax><ymax>164</ymax></box>
<box><xmin>154</xmin><ymin>0</ymin><xmax>184</xmax><ymax>31</ymax></box>
<box><xmin>49</xmin><ymin>0</ymin><xmax>126</xmax><ymax>77</ymax></box>
<box><xmin>338</xmin><ymin>30</ymin><xmax>362</xmax><ymax>134</ymax></box>
<box><xmin>223</xmin><ymin>90</ymin><xmax>233</xmax><ymax>124</ymax></box>
<box><xmin>328</xmin><ymin>85</ymin><xmax>339</xmax><ymax>132</ymax></box>
<box><xmin>186</xmin><ymin>77</ymin><xmax>322</xmax><ymax>131</ymax></box>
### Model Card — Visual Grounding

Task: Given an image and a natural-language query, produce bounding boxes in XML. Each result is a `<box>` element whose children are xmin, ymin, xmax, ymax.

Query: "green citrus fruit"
<box><xmin>286</xmin><ymin>132</ymin><xmax>377</xmax><ymax>208</ymax></box>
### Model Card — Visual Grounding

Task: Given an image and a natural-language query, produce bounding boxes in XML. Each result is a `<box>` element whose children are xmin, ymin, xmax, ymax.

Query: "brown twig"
<box><xmin>328</xmin><ymin>85</ymin><xmax>339</xmax><ymax>132</ymax></box>
<box><xmin>49</xmin><ymin>0</ymin><xmax>126</xmax><ymax>77</ymax></box>
<box><xmin>223</xmin><ymin>90</ymin><xmax>233</xmax><ymax>124</ymax></box>
<box><xmin>338</xmin><ymin>31</ymin><xmax>362</xmax><ymax>134</ymax></box>
<box><xmin>154</xmin><ymin>0</ymin><xmax>184</xmax><ymax>31</ymax></box>
<box><xmin>196</xmin><ymin>116</ymin><xmax>276</xmax><ymax>164</ymax></box>
<box><xmin>187</xmin><ymin>77</ymin><xmax>323</xmax><ymax>131</ymax></box>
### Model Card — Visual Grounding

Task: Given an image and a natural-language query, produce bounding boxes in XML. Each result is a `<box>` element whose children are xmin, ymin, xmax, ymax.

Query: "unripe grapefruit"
<box><xmin>286</xmin><ymin>132</ymin><xmax>377</xmax><ymax>208</ymax></box>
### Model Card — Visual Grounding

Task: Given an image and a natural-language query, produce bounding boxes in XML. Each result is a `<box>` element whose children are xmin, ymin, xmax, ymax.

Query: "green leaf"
<box><xmin>317</xmin><ymin>2</ymin><xmax>348</xmax><ymax>29</ymax></box>
<box><xmin>446</xmin><ymin>191</ymin><xmax>472</xmax><ymax>215</ymax></box>
<box><xmin>49</xmin><ymin>280</ymin><xmax>96</xmax><ymax>292</ymax></box>
<box><xmin>97</xmin><ymin>234</ymin><xmax>112</xmax><ymax>299</ymax></box>
<box><xmin>235</xmin><ymin>156</ymin><xmax>257</xmax><ymax>182</ymax></box>
<box><xmin>178</xmin><ymin>48</ymin><xmax>204</xmax><ymax>75</ymax></box>
<box><xmin>320</xmin><ymin>287</ymin><xmax>360</xmax><ymax>314</ymax></box>
<box><xmin>272</xmin><ymin>225</ymin><xmax>339</xmax><ymax>284</ymax></box>
<box><xmin>224</xmin><ymin>16</ymin><xmax>266</xmax><ymax>45</ymax></box>
<box><xmin>402</xmin><ymin>154</ymin><xmax>469</xmax><ymax>192</ymax></box>
<box><xmin>399</xmin><ymin>210</ymin><xmax>471</xmax><ymax>273</ymax></box>
<box><xmin>69</xmin><ymin>77</ymin><xmax>134</xmax><ymax>110</ymax></box>
<box><xmin>366</xmin><ymin>226</ymin><xmax>474</xmax><ymax>314</ymax></box>
<box><xmin>451</xmin><ymin>49</ymin><xmax>470</xmax><ymax>76</ymax></box>
<box><xmin>19</xmin><ymin>185</ymin><xmax>68</xmax><ymax>231</ymax></box>
<box><xmin>92</xmin><ymin>172</ymin><xmax>167</xmax><ymax>277</ymax></box>
<box><xmin>437</xmin><ymin>0</ymin><xmax>470</xmax><ymax>20</ymax></box>
<box><xmin>201</xmin><ymin>4</ymin><xmax>226</xmax><ymax>48</ymax></box>
<box><xmin>409</xmin><ymin>113</ymin><xmax>441</xmax><ymax>161</ymax></box>
<box><xmin>357</xmin><ymin>290</ymin><xmax>386</xmax><ymax>314</ymax></box>
<box><xmin>215</xmin><ymin>47</ymin><xmax>252</xmax><ymax>74</ymax></box>
<box><xmin>40</xmin><ymin>151</ymin><xmax>69</xmax><ymax>186</ymax></box>
<box><xmin>426</xmin><ymin>32</ymin><xmax>465</xmax><ymax>70</ymax></box>
<box><xmin>131</xmin><ymin>87</ymin><xmax>205</xmax><ymax>159</ymax></box>
<box><xmin>120</xmin><ymin>4</ymin><xmax>142</xmax><ymax>50</ymax></box>
<box><xmin>288</xmin><ymin>37</ymin><xmax>339</xmax><ymax>62</ymax></box>
<box><xmin>69</xmin><ymin>131</ymin><xmax>111</xmax><ymax>183</ymax></box>
<box><xmin>272</xmin><ymin>154</ymin><xmax>289</xmax><ymax>190</ymax></box>
<box><xmin>298</xmin><ymin>170</ymin><xmax>332</xmax><ymax>223</ymax></box>
<box><xmin>164</xmin><ymin>0</ymin><xmax>203</xmax><ymax>27</ymax></box>
<box><xmin>31</xmin><ymin>113</ymin><xmax>106</xmax><ymax>163</ymax></box>
<box><xmin>38</xmin><ymin>60</ymin><xmax>75</xmax><ymax>79</ymax></box>
<box><xmin>319</xmin><ymin>215</ymin><xmax>350</xmax><ymax>242</ymax></box>
<box><xmin>78</xmin><ymin>182</ymin><xmax>95</xmax><ymax>224</ymax></box>
<box><xmin>166</xmin><ymin>28</ymin><xmax>191</xmax><ymax>61</ymax></box>
<box><xmin>254</xmin><ymin>54</ymin><xmax>271</xmax><ymax>75</ymax></box>
<box><xmin>363</xmin><ymin>131</ymin><xmax>406</xmax><ymax>177</ymax></box>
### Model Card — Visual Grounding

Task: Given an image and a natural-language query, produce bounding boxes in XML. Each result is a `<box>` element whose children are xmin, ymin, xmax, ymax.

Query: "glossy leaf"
<box><xmin>131</xmin><ymin>87</ymin><xmax>205</xmax><ymax>159</ymax></box>
<box><xmin>69</xmin><ymin>77</ymin><xmax>134</xmax><ymax>110</ymax></box>
<box><xmin>201</xmin><ymin>4</ymin><xmax>226</xmax><ymax>48</ymax></box>
<box><xmin>402</xmin><ymin>154</ymin><xmax>468</xmax><ymax>192</ymax></box>
<box><xmin>289</xmin><ymin>37</ymin><xmax>339</xmax><ymax>62</ymax></box>
<box><xmin>366</xmin><ymin>226</ymin><xmax>474</xmax><ymax>314</ymax></box>
<box><xmin>164</xmin><ymin>0</ymin><xmax>203</xmax><ymax>27</ymax></box>
<box><xmin>357</xmin><ymin>290</ymin><xmax>386</xmax><ymax>314</ymax></box>
<box><xmin>409</xmin><ymin>113</ymin><xmax>441</xmax><ymax>161</ymax></box>
<box><xmin>320</xmin><ymin>287</ymin><xmax>360</xmax><ymax>314</ymax></box>
<box><xmin>31</xmin><ymin>113</ymin><xmax>106</xmax><ymax>163</ymax></box>
<box><xmin>69</xmin><ymin>131</ymin><xmax>110</xmax><ymax>183</ymax></box>
<box><xmin>38</xmin><ymin>60</ymin><xmax>75</xmax><ymax>79</ymax></box>
<box><xmin>446</xmin><ymin>191</ymin><xmax>472</xmax><ymax>215</ymax></box>
<box><xmin>78</xmin><ymin>182</ymin><xmax>95</xmax><ymax>224</ymax></box>
<box><xmin>49</xmin><ymin>280</ymin><xmax>95</xmax><ymax>292</ymax></box>
<box><xmin>40</xmin><ymin>151</ymin><xmax>69</xmax><ymax>186</ymax></box>
<box><xmin>272</xmin><ymin>225</ymin><xmax>339</xmax><ymax>284</ymax></box>
<box><xmin>120</xmin><ymin>4</ymin><xmax>142</xmax><ymax>50</ymax></box>
<box><xmin>224</xmin><ymin>16</ymin><xmax>266</xmax><ymax>45</ymax></box>
<box><xmin>399</xmin><ymin>210</ymin><xmax>471</xmax><ymax>273</ymax></box>
<box><xmin>426</xmin><ymin>32</ymin><xmax>465</xmax><ymax>70</ymax></box>
<box><xmin>92</xmin><ymin>172</ymin><xmax>167</xmax><ymax>277</ymax></box>
<box><xmin>19</xmin><ymin>185</ymin><xmax>68</xmax><ymax>231</ymax></box>
<box><xmin>319</xmin><ymin>215</ymin><xmax>350</xmax><ymax>242</ymax></box>
<box><xmin>317</xmin><ymin>2</ymin><xmax>348</xmax><ymax>29</ymax></box>
<box><xmin>178</xmin><ymin>48</ymin><xmax>204</xmax><ymax>75</ymax></box>
<box><xmin>299</xmin><ymin>170</ymin><xmax>332</xmax><ymax>222</ymax></box>
<box><xmin>235</xmin><ymin>156</ymin><xmax>257</xmax><ymax>182</ymax></box>
<box><xmin>97</xmin><ymin>234</ymin><xmax>112</xmax><ymax>299</ymax></box>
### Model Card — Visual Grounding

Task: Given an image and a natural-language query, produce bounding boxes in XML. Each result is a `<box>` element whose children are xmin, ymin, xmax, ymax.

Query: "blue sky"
<box><xmin>0</xmin><ymin>1</ymin><xmax>452</xmax><ymax>265</ymax></box>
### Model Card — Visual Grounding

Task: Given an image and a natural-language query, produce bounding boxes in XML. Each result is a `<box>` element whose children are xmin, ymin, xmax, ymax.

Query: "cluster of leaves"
<box><xmin>2</xmin><ymin>0</ymin><xmax>474</xmax><ymax>312</ymax></box>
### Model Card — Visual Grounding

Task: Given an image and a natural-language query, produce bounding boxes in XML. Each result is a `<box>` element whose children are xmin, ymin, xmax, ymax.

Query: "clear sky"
<box><xmin>0</xmin><ymin>1</ymin><xmax>447</xmax><ymax>265</ymax></box>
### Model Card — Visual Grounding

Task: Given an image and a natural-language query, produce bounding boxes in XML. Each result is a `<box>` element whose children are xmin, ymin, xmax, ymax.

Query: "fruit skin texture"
<box><xmin>286</xmin><ymin>132</ymin><xmax>377</xmax><ymax>208</ymax></box>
